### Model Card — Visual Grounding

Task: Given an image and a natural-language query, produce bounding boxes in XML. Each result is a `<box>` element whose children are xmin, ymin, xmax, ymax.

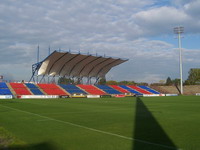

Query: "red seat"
<box><xmin>38</xmin><ymin>84</ymin><xmax>58</xmax><ymax>89</ymax></box>
<box><xmin>43</xmin><ymin>88</ymin><xmax>67</xmax><ymax>95</ymax></box>
<box><xmin>9</xmin><ymin>83</ymin><xmax>32</xmax><ymax>95</ymax></box>
<box><xmin>10</xmin><ymin>83</ymin><xmax>26</xmax><ymax>88</ymax></box>
<box><xmin>78</xmin><ymin>85</ymin><xmax>106</xmax><ymax>95</ymax></box>
<box><xmin>109</xmin><ymin>85</ymin><xmax>129</xmax><ymax>93</ymax></box>
<box><xmin>37</xmin><ymin>84</ymin><xmax>68</xmax><ymax>95</ymax></box>
<box><xmin>128</xmin><ymin>85</ymin><xmax>152</xmax><ymax>94</ymax></box>
<box><xmin>13</xmin><ymin>88</ymin><xmax>32</xmax><ymax>95</ymax></box>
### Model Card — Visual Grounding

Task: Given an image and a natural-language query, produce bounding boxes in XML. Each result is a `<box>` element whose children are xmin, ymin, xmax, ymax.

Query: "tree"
<box><xmin>118</xmin><ymin>81</ymin><xmax>136</xmax><ymax>85</ymax></box>
<box><xmin>184</xmin><ymin>80</ymin><xmax>190</xmax><ymax>85</ymax></box>
<box><xmin>185</xmin><ymin>68</ymin><xmax>200</xmax><ymax>85</ymax></box>
<box><xmin>98</xmin><ymin>78</ymin><xmax>106</xmax><ymax>85</ymax></box>
<box><xmin>58</xmin><ymin>77</ymin><xmax>74</xmax><ymax>84</ymax></box>
<box><xmin>118</xmin><ymin>81</ymin><xmax>129</xmax><ymax>85</ymax></box>
<box><xmin>166</xmin><ymin>77</ymin><xmax>173</xmax><ymax>85</ymax></box>
<box><xmin>127</xmin><ymin>81</ymin><xmax>136</xmax><ymax>85</ymax></box>
<box><xmin>172</xmin><ymin>78</ymin><xmax>180</xmax><ymax>86</ymax></box>
<box><xmin>106</xmin><ymin>80</ymin><xmax>118</xmax><ymax>85</ymax></box>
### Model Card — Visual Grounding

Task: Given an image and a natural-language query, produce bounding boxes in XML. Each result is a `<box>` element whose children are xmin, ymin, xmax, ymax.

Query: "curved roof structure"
<box><xmin>37</xmin><ymin>51</ymin><xmax>128</xmax><ymax>78</ymax></box>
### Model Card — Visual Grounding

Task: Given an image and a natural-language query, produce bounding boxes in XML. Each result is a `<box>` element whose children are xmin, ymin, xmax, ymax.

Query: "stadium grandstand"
<box><xmin>0</xmin><ymin>49</ymin><xmax>164</xmax><ymax>99</ymax></box>
<box><xmin>30</xmin><ymin>50</ymin><xmax>128</xmax><ymax>84</ymax></box>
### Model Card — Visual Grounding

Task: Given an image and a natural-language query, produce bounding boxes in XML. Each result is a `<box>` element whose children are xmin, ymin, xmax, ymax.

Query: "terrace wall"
<box><xmin>151</xmin><ymin>85</ymin><xmax>200</xmax><ymax>95</ymax></box>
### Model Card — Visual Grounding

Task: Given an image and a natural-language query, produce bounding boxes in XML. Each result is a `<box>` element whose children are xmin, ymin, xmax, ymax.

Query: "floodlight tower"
<box><xmin>174</xmin><ymin>26</ymin><xmax>184</xmax><ymax>95</ymax></box>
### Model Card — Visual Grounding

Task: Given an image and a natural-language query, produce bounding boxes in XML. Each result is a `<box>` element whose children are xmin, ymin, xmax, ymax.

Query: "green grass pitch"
<box><xmin>0</xmin><ymin>96</ymin><xmax>200</xmax><ymax>150</ymax></box>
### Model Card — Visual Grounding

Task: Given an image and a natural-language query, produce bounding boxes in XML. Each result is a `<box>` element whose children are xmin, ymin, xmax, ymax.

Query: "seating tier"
<box><xmin>25</xmin><ymin>83</ymin><xmax>38</xmax><ymax>88</ymax></box>
<box><xmin>2</xmin><ymin>82</ymin><xmax>161</xmax><ymax>97</ymax></box>
<box><xmin>13</xmin><ymin>88</ymin><xmax>32</xmax><ymax>95</ymax></box>
<box><xmin>78</xmin><ymin>84</ymin><xmax>106</xmax><ymax>95</ymax></box>
<box><xmin>96</xmin><ymin>85</ymin><xmax>121</xmax><ymax>94</ymax></box>
<box><xmin>109</xmin><ymin>85</ymin><xmax>129</xmax><ymax>93</ymax></box>
<box><xmin>30</xmin><ymin>89</ymin><xmax>44</xmax><ymax>95</ymax></box>
<box><xmin>0</xmin><ymin>82</ymin><xmax>12</xmax><ymax>95</ymax></box>
<box><xmin>9</xmin><ymin>83</ymin><xmax>26</xmax><ymax>88</ymax></box>
<box><xmin>37</xmin><ymin>84</ymin><xmax>58</xmax><ymax>89</ymax></box>
<box><xmin>0</xmin><ymin>89</ymin><xmax>12</xmax><ymax>95</ymax></box>
<box><xmin>0</xmin><ymin>82</ymin><xmax>9</xmax><ymax>88</ymax></box>
<box><xmin>138</xmin><ymin>85</ymin><xmax>160</xmax><ymax>94</ymax></box>
<box><xmin>37</xmin><ymin>84</ymin><xmax>67</xmax><ymax>95</ymax></box>
<box><xmin>59</xmin><ymin>84</ymin><xmax>87</xmax><ymax>94</ymax></box>
<box><xmin>128</xmin><ymin>85</ymin><xmax>152</xmax><ymax>94</ymax></box>
<box><xmin>9</xmin><ymin>83</ymin><xmax>32</xmax><ymax>95</ymax></box>
<box><xmin>119</xmin><ymin>85</ymin><xmax>142</xmax><ymax>95</ymax></box>
<box><xmin>25</xmin><ymin>83</ymin><xmax>44</xmax><ymax>95</ymax></box>
<box><xmin>42</xmin><ymin>89</ymin><xmax>67</xmax><ymax>95</ymax></box>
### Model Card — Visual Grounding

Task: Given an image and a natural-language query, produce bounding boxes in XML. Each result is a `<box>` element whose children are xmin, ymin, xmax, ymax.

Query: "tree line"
<box><xmin>58</xmin><ymin>77</ymin><xmax>148</xmax><ymax>85</ymax></box>
<box><xmin>165</xmin><ymin>68</ymin><xmax>200</xmax><ymax>86</ymax></box>
<box><xmin>58</xmin><ymin>68</ymin><xmax>200</xmax><ymax>86</ymax></box>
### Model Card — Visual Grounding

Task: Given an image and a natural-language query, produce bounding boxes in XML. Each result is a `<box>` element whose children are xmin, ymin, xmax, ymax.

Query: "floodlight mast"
<box><xmin>174</xmin><ymin>26</ymin><xmax>184</xmax><ymax>95</ymax></box>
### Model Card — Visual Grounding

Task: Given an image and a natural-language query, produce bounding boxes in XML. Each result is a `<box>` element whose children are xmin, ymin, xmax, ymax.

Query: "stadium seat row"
<box><xmin>0</xmin><ymin>82</ymin><xmax>160</xmax><ymax>96</ymax></box>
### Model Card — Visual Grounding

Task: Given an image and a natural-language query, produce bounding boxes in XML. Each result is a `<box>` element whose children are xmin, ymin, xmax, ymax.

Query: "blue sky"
<box><xmin>0</xmin><ymin>0</ymin><xmax>200</xmax><ymax>83</ymax></box>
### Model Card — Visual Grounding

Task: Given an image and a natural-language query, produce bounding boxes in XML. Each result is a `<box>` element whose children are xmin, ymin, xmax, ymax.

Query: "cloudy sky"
<box><xmin>1</xmin><ymin>0</ymin><xmax>200</xmax><ymax>83</ymax></box>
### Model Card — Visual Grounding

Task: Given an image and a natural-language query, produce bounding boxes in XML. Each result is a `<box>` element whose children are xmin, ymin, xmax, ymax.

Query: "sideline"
<box><xmin>0</xmin><ymin>104</ymin><xmax>181</xmax><ymax>150</ymax></box>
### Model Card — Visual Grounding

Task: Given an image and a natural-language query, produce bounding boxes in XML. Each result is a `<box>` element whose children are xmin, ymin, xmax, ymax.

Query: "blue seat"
<box><xmin>96</xmin><ymin>85</ymin><xmax>122</xmax><ymax>94</ymax></box>
<box><xmin>25</xmin><ymin>83</ymin><xmax>38</xmax><ymax>88</ymax></box>
<box><xmin>59</xmin><ymin>84</ymin><xmax>87</xmax><ymax>94</ymax></box>
<box><xmin>0</xmin><ymin>89</ymin><xmax>12</xmax><ymax>95</ymax></box>
<box><xmin>119</xmin><ymin>85</ymin><xmax>142</xmax><ymax>95</ymax></box>
<box><xmin>103</xmin><ymin>89</ymin><xmax>121</xmax><ymax>94</ymax></box>
<box><xmin>66</xmin><ymin>89</ymin><xmax>85</xmax><ymax>94</ymax></box>
<box><xmin>30</xmin><ymin>89</ymin><xmax>44</xmax><ymax>95</ymax></box>
<box><xmin>60</xmin><ymin>84</ymin><xmax>79</xmax><ymax>89</ymax></box>
<box><xmin>0</xmin><ymin>82</ymin><xmax>8</xmax><ymax>88</ymax></box>
<box><xmin>96</xmin><ymin>85</ymin><xmax>114</xmax><ymax>90</ymax></box>
<box><xmin>138</xmin><ymin>86</ymin><xmax>160</xmax><ymax>94</ymax></box>
<box><xmin>25</xmin><ymin>83</ymin><xmax>44</xmax><ymax>95</ymax></box>
<box><xmin>0</xmin><ymin>83</ymin><xmax>12</xmax><ymax>95</ymax></box>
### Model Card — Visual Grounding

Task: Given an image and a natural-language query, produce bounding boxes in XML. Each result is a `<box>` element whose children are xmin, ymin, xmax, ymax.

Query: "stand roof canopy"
<box><xmin>36</xmin><ymin>50</ymin><xmax>128</xmax><ymax>79</ymax></box>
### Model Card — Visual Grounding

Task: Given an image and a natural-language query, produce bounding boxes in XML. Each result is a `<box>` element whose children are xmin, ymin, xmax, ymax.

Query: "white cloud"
<box><xmin>184</xmin><ymin>1</ymin><xmax>200</xmax><ymax>20</ymax></box>
<box><xmin>132</xmin><ymin>6</ymin><xmax>190</xmax><ymax>36</ymax></box>
<box><xmin>172</xmin><ymin>0</ymin><xmax>196</xmax><ymax>7</ymax></box>
<box><xmin>183</xmin><ymin>49</ymin><xmax>200</xmax><ymax>64</ymax></box>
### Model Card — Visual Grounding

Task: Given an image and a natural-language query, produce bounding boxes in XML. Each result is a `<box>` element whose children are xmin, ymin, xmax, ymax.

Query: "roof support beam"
<box><xmin>58</xmin><ymin>54</ymin><xmax>80</xmax><ymax>76</ymax></box>
<box><xmin>87</xmin><ymin>58</ymin><xmax>112</xmax><ymax>77</ymax></box>
<box><xmin>78</xmin><ymin>56</ymin><xmax>102</xmax><ymax>77</ymax></box>
<box><xmin>96</xmin><ymin>59</ymin><xmax>120</xmax><ymax>78</ymax></box>
<box><xmin>68</xmin><ymin>55</ymin><xmax>91</xmax><ymax>77</ymax></box>
<box><xmin>48</xmin><ymin>52</ymin><xmax>69</xmax><ymax>75</ymax></box>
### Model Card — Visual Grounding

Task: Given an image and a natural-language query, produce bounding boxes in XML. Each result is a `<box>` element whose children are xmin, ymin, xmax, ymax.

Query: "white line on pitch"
<box><xmin>0</xmin><ymin>104</ymin><xmax>181</xmax><ymax>150</ymax></box>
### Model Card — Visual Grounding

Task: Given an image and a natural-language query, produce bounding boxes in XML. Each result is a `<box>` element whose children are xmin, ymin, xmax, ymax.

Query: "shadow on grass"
<box><xmin>0</xmin><ymin>142</ymin><xmax>58</xmax><ymax>150</ymax></box>
<box><xmin>133</xmin><ymin>97</ymin><xmax>177</xmax><ymax>150</ymax></box>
